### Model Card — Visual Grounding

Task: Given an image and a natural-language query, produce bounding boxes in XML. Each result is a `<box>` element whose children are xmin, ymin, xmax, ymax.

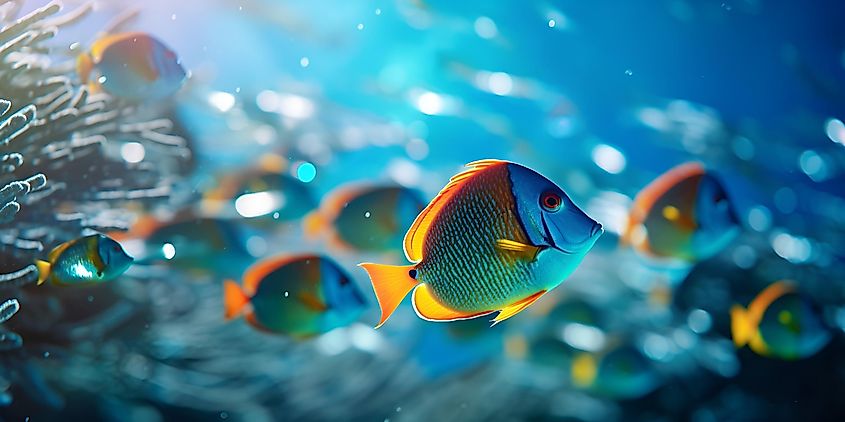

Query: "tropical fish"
<box><xmin>622</xmin><ymin>162</ymin><xmax>740</xmax><ymax>262</ymax></box>
<box><xmin>203</xmin><ymin>166</ymin><xmax>316</xmax><ymax>223</ymax></box>
<box><xmin>116</xmin><ymin>215</ymin><xmax>253</xmax><ymax>277</ymax></box>
<box><xmin>569</xmin><ymin>345</ymin><xmax>659</xmax><ymax>399</ymax></box>
<box><xmin>77</xmin><ymin>32</ymin><xmax>187</xmax><ymax>101</ymax></box>
<box><xmin>304</xmin><ymin>185</ymin><xmax>426</xmax><ymax>251</ymax></box>
<box><xmin>359</xmin><ymin>159</ymin><xmax>603</xmax><ymax>327</ymax></box>
<box><xmin>731</xmin><ymin>281</ymin><xmax>832</xmax><ymax>360</ymax></box>
<box><xmin>519</xmin><ymin>336</ymin><xmax>659</xmax><ymax>399</ymax></box>
<box><xmin>224</xmin><ymin>255</ymin><xmax>367</xmax><ymax>337</ymax></box>
<box><xmin>35</xmin><ymin>234</ymin><xmax>133</xmax><ymax>286</ymax></box>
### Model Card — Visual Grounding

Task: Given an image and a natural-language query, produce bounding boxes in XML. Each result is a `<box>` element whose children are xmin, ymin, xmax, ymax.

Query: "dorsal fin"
<box><xmin>48</xmin><ymin>239</ymin><xmax>76</xmax><ymax>262</ymax></box>
<box><xmin>403</xmin><ymin>159</ymin><xmax>507</xmax><ymax>262</ymax></box>
<box><xmin>746</xmin><ymin>280</ymin><xmax>795</xmax><ymax>325</ymax></box>
<box><xmin>90</xmin><ymin>32</ymin><xmax>144</xmax><ymax>62</ymax></box>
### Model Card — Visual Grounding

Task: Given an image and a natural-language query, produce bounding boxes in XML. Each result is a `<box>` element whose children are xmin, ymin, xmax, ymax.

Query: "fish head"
<box><xmin>320</xmin><ymin>260</ymin><xmax>368</xmax><ymax>316</ymax></box>
<box><xmin>690</xmin><ymin>173</ymin><xmax>740</xmax><ymax>258</ymax></box>
<box><xmin>98</xmin><ymin>235</ymin><xmax>134</xmax><ymax>276</ymax></box>
<box><xmin>507</xmin><ymin>163</ymin><xmax>603</xmax><ymax>254</ymax></box>
<box><xmin>146</xmin><ymin>37</ymin><xmax>187</xmax><ymax>98</ymax></box>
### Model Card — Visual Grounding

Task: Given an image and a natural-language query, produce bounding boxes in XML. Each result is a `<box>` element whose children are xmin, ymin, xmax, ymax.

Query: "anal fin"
<box><xmin>412</xmin><ymin>284</ymin><xmax>493</xmax><ymax>322</ymax></box>
<box><xmin>491</xmin><ymin>290</ymin><xmax>547</xmax><ymax>326</ymax></box>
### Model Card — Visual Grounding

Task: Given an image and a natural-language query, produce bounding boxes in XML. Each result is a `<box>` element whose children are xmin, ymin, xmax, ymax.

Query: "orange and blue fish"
<box><xmin>225</xmin><ymin>254</ymin><xmax>367</xmax><ymax>337</ymax></box>
<box><xmin>359</xmin><ymin>159</ymin><xmax>603</xmax><ymax>327</ymax></box>
<box><xmin>304</xmin><ymin>185</ymin><xmax>426</xmax><ymax>251</ymax></box>
<box><xmin>731</xmin><ymin>281</ymin><xmax>832</xmax><ymax>360</ymax></box>
<box><xmin>35</xmin><ymin>234</ymin><xmax>133</xmax><ymax>286</ymax></box>
<box><xmin>622</xmin><ymin>162</ymin><xmax>740</xmax><ymax>262</ymax></box>
<box><xmin>77</xmin><ymin>32</ymin><xmax>186</xmax><ymax>101</ymax></box>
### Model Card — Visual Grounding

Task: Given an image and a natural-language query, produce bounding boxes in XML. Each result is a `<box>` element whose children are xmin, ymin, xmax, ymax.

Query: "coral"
<box><xmin>0</xmin><ymin>1</ymin><xmax>189</xmax><ymax>408</ymax></box>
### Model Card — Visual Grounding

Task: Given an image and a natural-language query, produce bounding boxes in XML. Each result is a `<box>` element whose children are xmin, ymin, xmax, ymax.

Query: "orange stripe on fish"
<box><xmin>403</xmin><ymin>159</ymin><xmax>506</xmax><ymax>262</ymax></box>
<box><xmin>242</xmin><ymin>254</ymin><xmax>310</xmax><ymax>296</ymax></box>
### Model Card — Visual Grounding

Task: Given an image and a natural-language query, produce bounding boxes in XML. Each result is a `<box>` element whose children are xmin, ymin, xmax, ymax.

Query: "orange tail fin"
<box><xmin>224</xmin><ymin>280</ymin><xmax>249</xmax><ymax>320</ymax></box>
<box><xmin>76</xmin><ymin>53</ymin><xmax>94</xmax><ymax>84</ymax></box>
<box><xmin>358</xmin><ymin>263</ymin><xmax>418</xmax><ymax>328</ymax></box>
<box><xmin>730</xmin><ymin>305</ymin><xmax>752</xmax><ymax>347</ymax></box>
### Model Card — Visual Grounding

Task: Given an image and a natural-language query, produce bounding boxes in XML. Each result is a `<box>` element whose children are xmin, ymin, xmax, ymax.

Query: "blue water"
<box><xmin>2</xmin><ymin>0</ymin><xmax>845</xmax><ymax>420</ymax></box>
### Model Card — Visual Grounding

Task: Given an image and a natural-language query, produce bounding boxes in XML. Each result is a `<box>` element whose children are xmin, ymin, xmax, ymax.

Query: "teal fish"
<box><xmin>731</xmin><ymin>281</ymin><xmax>832</xmax><ymax>360</ymax></box>
<box><xmin>77</xmin><ymin>32</ymin><xmax>187</xmax><ymax>101</ymax></box>
<box><xmin>304</xmin><ymin>185</ymin><xmax>425</xmax><ymax>251</ymax></box>
<box><xmin>360</xmin><ymin>159</ymin><xmax>603</xmax><ymax>327</ymax></box>
<box><xmin>225</xmin><ymin>255</ymin><xmax>367</xmax><ymax>337</ymax></box>
<box><xmin>623</xmin><ymin>162</ymin><xmax>740</xmax><ymax>262</ymax></box>
<box><xmin>35</xmin><ymin>234</ymin><xmax>133</xmax><ymax>286</ymax></box>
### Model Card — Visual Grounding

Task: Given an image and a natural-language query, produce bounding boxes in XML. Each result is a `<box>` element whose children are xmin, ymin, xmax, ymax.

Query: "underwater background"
<box><xmin>1</xmin><ymin>0</ymin><xmax>845</xmax><ymax>420</ymax></box>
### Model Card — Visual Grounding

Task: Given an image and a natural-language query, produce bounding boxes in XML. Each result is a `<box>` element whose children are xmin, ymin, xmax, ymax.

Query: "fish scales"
<box><xmin>418</xmin><ymin>164</ymin><xmax>535</xmax><ymax>311</ymax></box>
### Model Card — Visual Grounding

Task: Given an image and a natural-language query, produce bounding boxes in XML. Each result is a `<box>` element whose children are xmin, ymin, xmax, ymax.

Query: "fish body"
<box><xmin>305</xmin><ymin>185</ymin><xmax>425</xmax><ymax>251</ymax></box>
<box><xmin>224</xmin><ymin>255</ymin><xmax>367</xmax><ymax>337</ymax></box>
<box><xmin>731</xmin><ymin>281</ymin><xmax>831</xmax><ymax>360</ymax></box>
<box><xmin>144</xmin><ymin>217</ymin><xmax>252</xmax><ymax>269</ymax></box>
<box><xmin>77</xmin><ymin>32</ymin><xmax>186</xmax><ymax>101</ymax></box>
<box><xmin>360</xmin><ymin>159</ymin><xmax>602</xmax><ymax>327</ymax></box>
<box><xmin>35</xmin><ymin>234</ymin><xmax>133</xmax><ymax>286</ymax></box>
<box><xmin>205</xmin><ymin>169</ymin><xmax>316</xmax><ymax>223</ymax></box>
<box><xmin>623</xmin><ymin>162</ymin><xmax>740</xmax><ymax>262</ymax></box>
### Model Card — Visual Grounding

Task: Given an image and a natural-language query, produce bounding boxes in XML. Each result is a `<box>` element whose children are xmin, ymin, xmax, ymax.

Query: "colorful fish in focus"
<box><xmin>304</xmin><ymin>185</ymin><xmax>426</xmax><ymax>251</ymax></box>
<box><xmin>77</xmin><ymin>32</ymin><xmax>187</xmax><ymax>101</ymax></box>
<box><xmin>35</xmin><ymin>234</ymin><xmax>133</xmax><ymax>286</ymax></box>
<box><xmin>224</xmin><ymin>255</ymin><xmax>367</xmax><ymax>337</ymax></box>
<box><xmin>622</xmin><ymin>162</ymin><xmax>740</xmax><ymax>262</ymax></box>
<box><xmin>731</xmin><ymin>281</ymin><xmax>832</xmax><ymax>360</ymax></box>
<box><xmin>359</xmin><ymin>160</ymin><xmax>603</xmax><ymax>327</ymax></box>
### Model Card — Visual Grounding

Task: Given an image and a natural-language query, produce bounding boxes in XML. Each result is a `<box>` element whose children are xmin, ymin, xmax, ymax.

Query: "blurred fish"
<box><xmin>35</xmin><ymin>234</ymin><xmax>133</xmax><ymax>286</ymax></box>
<box><xmin>117</xmin><ymin>215</ymin><xmax>252</xmax><ymax>276</ymax></box>
<box><xmin>622</xmin><ymin>162</ymin><xmax>740</xmax><ymax>263</ymax></box>
<box><xmin>520</xmin><ymin>336</ymin><xmax>659</xmax><ymax>399</ymax></box>
<box><xmin>731</xmin><ymin>281</ymin><xmax>832</xmax><ymax>360</ymax></box>
<box><xmin>360</xmin><ymin>159</ymin><xmax>603</xmax><ymax>327</ymax></box>
<box><xmin>77</xmin><ymin>32</ymin><xmax>187</xmax><ymax>101</ymax></box>
<box><xmin>203</xmin><ymin>162</ymin><xmax>316</xmax><ymax>223</ymax></box>
<box><xmin>570</xmin><ymin>345</ymin><xmax>660</xmax><ymax>399</ymax></box>
<box><xmin>304</xmin><ymin>185</ymin><xmax>426</xmax><ymax>251</ymax></box>
<box><xmin>224</xmin><ymin>254</ymin><xmax>367</xmax><ymax>337</ymax></box>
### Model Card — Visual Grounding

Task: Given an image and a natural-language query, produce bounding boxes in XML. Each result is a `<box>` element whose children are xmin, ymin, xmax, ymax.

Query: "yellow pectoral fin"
<box><xmin>496</xmin><ymin>239</ymin><xmax>542</xmax><ymax>261</ymax></box>
<box><xmin>412</xmin><ymin>284</ymin><xmax>493</xmax><ymax>322</ymax></box>
<box><xmin>491</xmin><ymin>290</ymin><xmax>547</xmax><ymax>326</ymax></box>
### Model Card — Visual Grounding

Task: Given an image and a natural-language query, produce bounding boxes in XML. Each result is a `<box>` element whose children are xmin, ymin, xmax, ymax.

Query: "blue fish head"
<box><xmin>691</xmin><ymin>173</ymin><xmax>740</xmax><ymax>259</ymax></box>
<box><xmin>507</xmin><ymin>163</ymin><xmax>603</xmax><ymax>254</ymax></box>
<box><xmin>319</xmin><ymin>259</ymin><xmax>368</xmax><ymax>328</ymax></box>
<box><xmin>148</xmin><ymin>38</ymin><xmax>187</xmax><ymax>98</ymax></box>
<box><xmin>97</xmin><ymin>235</ymin><xmax>134</xmax><ymax>278</ymax></box>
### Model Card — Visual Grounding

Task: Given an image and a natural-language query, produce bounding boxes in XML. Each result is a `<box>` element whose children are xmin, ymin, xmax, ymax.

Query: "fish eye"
<box><xmin>540</xmin><ymin>192</ymin><xmax>562</xmax><ymax>212</ymax></box>
<box><xmin>113</xmin><ymin>245</ymin><xmax>121</xmax><ymax>252</ymax></box>
<box><xmin>339</xmin><ymin>277</ymin><xmax>350</xmax><ymax>286</ymax></box>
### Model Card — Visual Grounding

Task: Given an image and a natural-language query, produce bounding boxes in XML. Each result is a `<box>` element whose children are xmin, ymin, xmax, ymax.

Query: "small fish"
<box><xmin>35</xmin><ymin>234</ymin><xmax>133</xmax><ymax>286</ymax></box>
<box><xmin>203</xmin><ymin>166</ymin><xmax>316</xmax><ymax>223</ymax></box>
<box><xmin>77</xmin><ymin>32</ymin><xmax>186</xmax><ymax>101</ymax></box>
<box><xmin>731</xmin><ymin>281</ymin><xmax>832</xmax><ymax>360</ymax></box>
<box><xmin>570</xmin><ymin>345</ymin><xmax>659</xmax><ymax>399</ymax></box>
<box><xmin>224</xmin><ymin>255</ymin><xmax>367</xmax><ymax>337</ymax></box>
<box><xmin>359</xmin><ymin>159</ymin><xmax>603</xmax><ymax>327</ymax></box>
<box><xmin>116</xmin><ymin>215</ymin><xmax>253</xmax><ymax>277</ymax></box>
<box><xmin>622</xmin><ymin>162</ymin><xmax>740</xmax><ymax>262</ymax></box>
<box><xmin>304</xmin><ymin>185</ymin><xmax>426</xmax><ymax>251</ymax></box>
